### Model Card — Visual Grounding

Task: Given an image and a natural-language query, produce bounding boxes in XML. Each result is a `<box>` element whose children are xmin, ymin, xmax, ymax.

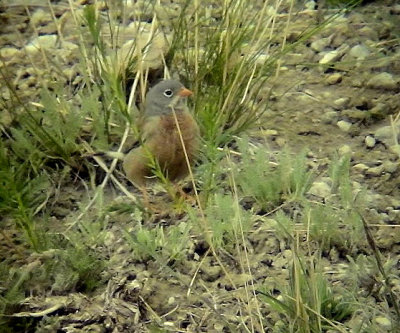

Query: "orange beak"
<box><xmin>178</xmin><ymin>87</ymin><xmax>193</xmax><ymax>97</ymax></box>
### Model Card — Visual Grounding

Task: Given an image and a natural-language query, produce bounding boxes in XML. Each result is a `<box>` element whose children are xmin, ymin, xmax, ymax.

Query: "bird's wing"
<box><xmin>141</xmin><ymin>115</ymin><xmax>162</xmax><ymax>143</ymax></box>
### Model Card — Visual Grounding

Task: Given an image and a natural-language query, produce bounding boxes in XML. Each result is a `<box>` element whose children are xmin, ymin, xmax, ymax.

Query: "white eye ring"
<box><xmin>163</xmin><ymin>89</ymin><xmax>173</xmax><ymax>97</ymax></box>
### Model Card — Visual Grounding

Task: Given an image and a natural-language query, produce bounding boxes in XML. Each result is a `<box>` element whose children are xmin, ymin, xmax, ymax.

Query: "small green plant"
<box><xmin>329</xmin><ymin>153</ymin><xmax>352</xmax><ymax>205</ymax></box>
<box><xmin>193</xmin><ymin>193</ymin><xmax>253</xmax><ymax>251</ymax></box>
<box><xmin>48</xmin><ymin>246</ymin><xmax>105</xmax><ymax>293</ymax></box>
<box><xmin>124</xmin><ymin>222</ymin><xmax>191</xmax><ymax>265</ymax></box>
<box><xmin>235</xmin><ymin>140</ymin><xmax>314</xmax><ymax>210</ymax></box>
<box><xmin>303</xmin><ymin>204</ymin><xmax>341</xmax><ymax>250</ymax></box>
<box><xmin>0</xmin><ymin>145</ymin><xmax>50</xmax><ymax>252</ymax></box>
<box><xmin>259</xmin><ymin>253</ymin><xmax>354</xmax><ymax>332</ymax></box>
<box><xmin>0</xmin><ymin>263</ymin><xmax>36</xmax><ymax>331</ymax></box>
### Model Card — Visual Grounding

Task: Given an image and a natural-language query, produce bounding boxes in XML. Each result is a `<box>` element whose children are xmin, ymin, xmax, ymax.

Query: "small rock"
<box><xmin>358</xmin><ymin>26</ymin><xmax>378</xmax><ymax>40</ymax></box>
<box><xmin>370</xmin><ymin>103</ymin><xmax>389</xmax><ymax>118</ymax></box>
<box><xmin>382</xmin><ymin>161</ymin><xmax>398</xmax><ymax>173</ymax></box>
<box><xmin>0</xmin><ymin>47</ymin><xmax>19</xmax><ymax>59</ymax></box>
<box><xmin>261</xmin><ymin>129</ymin><xmax>278</xmax><ymax>136</ymax></box>
<box><xmin>366</xmin><ymin>165</ymin><xmax>384</xmax><ymax>177</ymax></box>
<box><xmin>326</xmin><ymin>73</ymin><xmax>342</xmax><ymax>85</ymax></box>
<box><xmin>390</xmin><ymin>4</ymin><xmax>400</xmax><ymax>15</ymax></box>
<box><xmin>365</xmin><ymin>136</ymin><xmax>376</xmax><ymax>148</ymax></box>
<box><xmin>319</xmin><ymin>44</ymin><xmax>349</xmax><ymax>64</ymax></box>
<box><xmin>25</xmin><ymin>35</ymin><xmax>58</xmax><ymax>54</ymax></box>
<box><xmin>374</xmin><ymin>316</ymin><xmax>391</xmax><ymax>329</ymax></box>
<box><xmin>367</xmin><ymin>72</ymin><xmax>398</xmax><ymax>90</ymax></box>
<box><xmin>353</xmin><ymin>163</ymin><xmax>369</xmax><ymax>173</ymax></box>
<box><xmin>389</xmin><ymin>145</ymin><xmax>400</xmax><ymax>156</ymax></box>
<box><xmin>349</xmin><ymin>44</ymin><xmax>370</xmax><ymax>60</ymax></box>
<box><xmin>337</xmin><ymin>120</ymin><xmax>352</xmax><ymax>132</ymax></box>
<box><xmin>338</xmin><ymin>144</ymin><xmax>352</xmax><ymax>155</ymax></box>
<box><xmin>375</xmin><ymin>125</ymin><xmax>400</xmax><ymax>145</ymax></box>
<box><xmin>388</xmin><ymin>209</ymin><xmax>400</xmax><ymax>221</ymax></box>
<box><xmin>304</xmin><ymin>1</ymin><xmax>316</xmax><ymax>10</ymax></box>
<box><xmin>276</xmin><ymin>137</ymin><xmax>286</xmax><ymax>147</ymax></box>
<box><xmin>321</xmin><ymin>111</ymin><xmax>338</xmax><ymax>124</ymax></box>
<box><xmin>310</xmin><ymin>35</ymin><xmax>333</xmax><ymax>52</ymax></box>
<box><xmin>342</xmin><ymin>109</ymin><xmax>368</xmax><ymax>120</ymax></box>
<box><xmin>308</xmin><ymin>181</ymin><xmax>331</xmax><ymax>198</ymax></box>
<box><xmin>333</xmin><ymin>97</ymin><xmax>350</xmax><ymax>109</ymax></box>
<box><xmin>31</xmin><ymin>9</ymin><xmax>52</xmax><ymax>26</ymax></box>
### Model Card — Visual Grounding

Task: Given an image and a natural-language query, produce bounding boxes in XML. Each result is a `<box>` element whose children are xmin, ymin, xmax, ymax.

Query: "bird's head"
<box><xmin>144</xmin><ymin>79</ymin><xmax>193</xmax><ymax>117</ymax></box>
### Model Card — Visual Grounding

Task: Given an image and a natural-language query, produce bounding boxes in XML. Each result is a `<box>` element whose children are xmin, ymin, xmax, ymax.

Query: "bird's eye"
<box><xmin>163</xmin><ymin>89</ymin><xmax>173</xmax><ymax>97</ymax></box>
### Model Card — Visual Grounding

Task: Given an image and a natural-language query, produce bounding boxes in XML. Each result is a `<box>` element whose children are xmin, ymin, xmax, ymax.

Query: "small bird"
<box><xmin>123</xmin><ymin>79</ymin><xmax>200</xmax><ymax>187</ymax></box>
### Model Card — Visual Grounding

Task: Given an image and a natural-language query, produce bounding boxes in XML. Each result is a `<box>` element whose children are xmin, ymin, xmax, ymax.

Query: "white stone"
<box><xmin>338</xmin><ymin>145</ymin><xmax>352</xmax><ymax>155</ymax></box>
<box><xmin>308</xmin><ymin>181</ymin><xmax>331</xmax><ymax>198</ymax></box>
<box><xmin>319</xmin><ymin>44</ymin><xmax>349</xmax><ymax>64</ymax></box>
<box><xmin>25</xmin><ymin>35</ymin><xmax>58</xmax><ymax>54</ymax></box>
<box><xmin>337</xmin><ymin>120</ymin><xmax>352</xmax><ymax>132</ymax></box>
<box><xmin>349</xmin><ymin>44</ymin><xmax>370</xmax><ymax>60</ymax></box>
<box><xmin>365</xmin><ymin>136</ymin><xmax>376</xmax><ymax>148</ymax></box>
<box><xmin>367</xmin><ymin>72</ymin><xmax>398</xmax><ymax>90</ymax></box>
<box><xmin>333</xmin><ymin>97</ymin><xmax>350</xmax><ymax>109</ymax></box>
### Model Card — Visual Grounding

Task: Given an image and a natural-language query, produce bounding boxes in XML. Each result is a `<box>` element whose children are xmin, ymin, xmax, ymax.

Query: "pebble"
<box><xmin>366</xmin><ymin>165</ymin><xmax>384</xmax><ymax>176</ymax></box>
<box><xmin>308</xmin><ymin>181</ymin><xmax>331</xmax><ymax>198</ymax></box>
<box><xmin>319</xmin><ymin>44</ymin><xmax>349</xmax><ymax>64</ymax></box>
<box><xmin>25</xmin><ymin>35</ymin><xmax>58</xmax><ymax>54</ymax></box>
<box><xmin>370</xmin><ymin>103</ymin><xmax>389</xmax><ymax>118</ymax></box>
<box><xmin>389</xmin><ymin>145</ymin><xmax>400</xmax><ymax>156</ymax></box>
<box><xmin>390</xmin><ymin>4</ymin><xmax>400</xmax><ymax>15</ymax></box>
<box><xmin>383</xmin><ymin>160</ymin><xmax>398</xmax><ymax>173</ymax></box>
<box><xmin>321</xmin><ymin>111</ymin><xmax>338</xmax><ymax>124</ymax></box>
<box><xmin>326</xmin><ymin>73</ymin><xmax>342</xmax><ymax>85</ymax></box>
<box><xmin>338</xmin><ymin>144</ymin><xmax>352</xmax><ymax>155</ymax></box>
<box><xmin>31</xmin><ymin>9</ymin><xmax>52</xmax><ymax>26</ymax></box>
<box><xmin>358</xmin><ymin>26</ymin><xmax>378</xmax><ymax>40</ymax></box>
<box><xmin>304</xmin><ymin>1</ymin><xmax>316</xmax><ymax>10</ymax></box>
<box><xmin>310</xmin><ymin>35</ymin><xmax>333</xmax><ymax>52</ymax></box>
<box><xmin>374</xmin><ymin>125</ymin><xmax>400</xmax><ymax>145</ymax></box>
<box><xmin>367</xmin><ymin>72</ymin><xmax>398</xmax><ymax>90</ymax></box>
<box><xmin>0</xmin><ymin>47</ymin><xmax>19</xmax><ymax>59</ymax></box>
<box><xmin>388</xmin><ymin>209</ymin><xmax>400</xmax><ymax>221</ymax></box>
<box><xmin>365</xmin><ymin>136</ymin><xmax>376</xmax><ymax>148</ymax></box>
<box><xmin>261</xmin><ymin>129</ymin><xmax>278</xmax><ymax>136</ymax></box>
<box><xmin>374</xmin><ymin>316</ymin><xmax>392</xmax><ymax>329</ymax></box>
<box><xmin>349</xmin><ymin>44</ymin><xmax>370</xmax><ymax>60</ymax></box>
<box><xmin>337</xmin><ymin>120</ymin><xmax>352</xmax><ymax>132</ymax></box>
<box><xmin>333</xmin><ymin>97</ymin><xmax>350</xmax><ymax>109</ymax></box>
<box><xmin>353</xmin><ymin>163</ymin><xmax>369</xmax><ymax>173</ymax></box>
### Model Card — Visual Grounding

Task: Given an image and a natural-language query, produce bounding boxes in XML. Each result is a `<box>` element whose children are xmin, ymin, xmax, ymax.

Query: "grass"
<box><xmin>259</xmin><ymin>252</ymin><xmax>354</xmax><ymax>333</ymax></box>
<box><xmin>0</xmin><ymin>0</ymin><xmax>399</xmax><ymax>332</ymax></box>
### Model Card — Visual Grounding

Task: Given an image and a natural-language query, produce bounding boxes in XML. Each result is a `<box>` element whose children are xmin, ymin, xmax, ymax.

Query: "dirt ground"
<box><xmin>1</xmin><ymin>0</ymin><xmax>400</xmax><ymax>332</ymax></box>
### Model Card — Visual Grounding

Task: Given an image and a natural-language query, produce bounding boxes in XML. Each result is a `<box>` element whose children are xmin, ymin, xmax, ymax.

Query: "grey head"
<box><xmin>144</xmin><ymin>79</ymin><xmax>192</xmax><ymax>117</ymax></box>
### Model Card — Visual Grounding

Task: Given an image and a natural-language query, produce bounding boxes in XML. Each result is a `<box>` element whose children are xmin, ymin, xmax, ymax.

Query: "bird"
<box><xmin>123</xmin><ymin>79</ymin><xmax>200</xmax><ymax>187</ymax></box>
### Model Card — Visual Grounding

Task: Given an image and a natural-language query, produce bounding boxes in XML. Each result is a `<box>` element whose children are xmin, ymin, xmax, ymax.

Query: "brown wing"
<box><xmin>123</xmin><ymin>111</ymin><xmax>200</xmax><ymax>185</ymax></box>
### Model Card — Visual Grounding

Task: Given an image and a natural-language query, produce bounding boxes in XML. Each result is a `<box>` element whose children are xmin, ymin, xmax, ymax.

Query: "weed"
<box><xmin>0</xmin><ymin>144</ymin><xmax>49</xmax><ymax>252</ymax></box>
<box><xmin>191</xmin><ymin>192</ymin><xmax>253</xmax><ymax>251</ymax></box>
<box><xmin>124</xmin><ymin>222</ymin><xmax>191</xmax><ymax>265</ymax></box>
<box><xmin>259</xmin><ymin>252</ymin><xmax>354</xmax><ymax>332</ymax></box>
<box><xmin>235</xmin><ymin>139</ymin><xmax>313</xmax><ymax>210</ymax></box>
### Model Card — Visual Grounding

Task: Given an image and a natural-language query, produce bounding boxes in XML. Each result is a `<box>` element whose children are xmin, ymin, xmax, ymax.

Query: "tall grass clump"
<box><xmin>260</xmin><ymin>252</ymin><xmax>354</xmax><ymax>332</ymax></box>
<box><xmin>165</xmin><ymin>0</ymin><xmax>278</xmax><ymax>147</ymax></box>
<box><xmin>124</xmin><ymin>222</ymin><xmax>191</xmax><ymax>265</ymax></box>
<box><xmin>0</xmin><ymin>142</ymin><xmax>49</xmax><ymax>252</ymax></box>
